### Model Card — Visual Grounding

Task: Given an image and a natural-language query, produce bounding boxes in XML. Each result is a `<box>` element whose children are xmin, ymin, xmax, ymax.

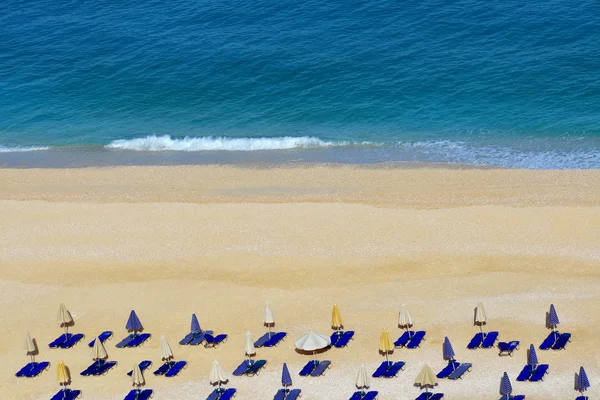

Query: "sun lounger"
<box><xmin>287</xmin><ymin>389</ymin><xmax>301</xmax><ymax>400</ymax></box>
<box><xmin>551</xmin><ymin>333</ymin><xmax>571</xmax><ymax>350</ymax></box>
<box><xmin>164</xmin><ymin>360</ymin><xmax>187</xmax><ymax>377</ymax></box>
<box><xmin>127</xmin><ymin>333</ymin><xmax>151</xmax><ymax>347</ymax></box>
<box><xmin>179</xmin><ymin>332</ymin><xmax>195</xmax><ymax>345</ymax></box>
<box><xmin>467</xmin><ymin>333</ymin><xmax>483</xmax><ymax>349</ymax></box>
<box><xmin>362</xmin><ymin>392</ymin><xmax>378</xmax><ymax>400</ymax></box>
<box><xmin>264</xmin><ymin>332</ymin><xmax>287</xmax><ymax>347</ymax></box>
<box><xmin>406</xmin><ymin>331</ymin><xmax>426</xmax><ymax>348</ymax></box>
<box><xmin>516</xmin><ymin>365</ymin><xmax>533</xmax><ymax>381</ymax></box>
<box><xmin>310</xmin><ymin>360</ymin><xmax>331</xmax><ymax>376</ymax></box>
<box><xmin>49</xmin><ymin>333</ymin><xmax>72</xmax><ymax>348</ymax></box>
<box><xmin>245</xmin><ymin>359</ymin><xmax>267</xmax><ymax>376</ymax></box>
<box><xmin>448</xmin><ymin>362</ymin><xmax>472</xmax><ymax>379</ymax></box>
<box><xmin>274</xmin><ymin>389</ymin><xmax>288</xmax><ymax>400</ymax></box>
<box><xmin>384</xmin><ymin>361</ymin><xmax>405</xmax><ymax>377</ymax></box>
<box><xmin>254</xmin><ymin>332</ymin><xmax>271</xmax><ymax>348</ymax></box>
<box><xmin>116</xmin><ymin>335</ymin><xmax>135</xmax><ymax>348</ymax></box>
<box><xmin>481</xmin><ymin>332</ymin><xmax>499</xmax><ymax>348</ymax></box>
<box><xmin>233</xmin><ymin>360</ymin><xmax>252</xmax><ymax>376</ymax></box>
<box><xmin>394</xmin><ymin>330</ymin><xmax>415</xmax><ymax>347</ymax></box>
<box><xmin>334</xmin><ymin>331</ymin><xmax>355</xmax><ymax>348</ymax></box>
<box><xmin>529</xmin><ymin>364</ymin><xmax>549</xmax><ymax>382</ymax></box>
<box><xmin>501</xmin><ymin>396</ymin><xmax>525</xmax><ymax>400</ymax></box>
<box><xmin>80</xmin><ymin>360</ymin><xmax>116</xmax><ymax>376</ymax></box>
<box><xmin>415</xmin><ymin>393</ymin><xmax>433</xmax><ymax>400</ymax></box>
<box><xmin>331</xmin><ymin>331</ymin><xmax>343</xmax><ymax>346</ymax></box>
<box><xmin>539</xmin><ymin>332</ymin><xmax>558</xmax><ymax>350</ymax></box>
<box><xmin>436</xmin><ymin>361</ymin><xmax>460</xmax><ymax>379</ymax></box>
<box><xmin>88</xmin><ymin>331</ymin><xmax>113</xmax><ymax>347</ymax></box>
<box><xmin>429</xmin><ymin>394</ymin><xmax>444</xmax><ymax>400</ymax></box>
<box><xmin>204</xmin><ymin>333</ymin><xmax>227</xmax><ymax>348</ymax></box>
<box><xmin>50</xmin><ymin>388</ymin><xmax>81</xmax><ymax>400</ymax></box>
<box><xmin>219</xmin><ymin>388</ymin><xmax>236</xmax><ymax>400</ymax></box>
<box><xmin>154</xmin><ymin>361</ymin><xmax>176</xmax><ymax>375</ymax></box>
<box><xmin>498</xmin><ymin>341</ymin><xmax>520</xmax><ymax>356</ymax></box>
<box><xmin>127</xmin><ymin>360</ymin><xmax>152</xmax><ymax>376</ymax></box>
<box><xmin>124</xmin><ymin>389</ymin><xmax>153</xmax><ymax>400</ymax></box>
<box><xmin>576</xmin><ymin>397</ymin><xmax>589</xmax><ymax>400</ymax></box>
<box><xmin>349</xmin><ymin>392</ymin><xmax>364</xmax><ymax>400</ymax></box>
<box><xmin>60</xmin><ymin>333</ymin><xmax>85</xmax><ymax>349</ymax></box>
<box><xmin>206</xmin><ymin>389</ymin><xmax>222</xmax><ymax>400</ymax></box>
<box><xmin>15</xmin><ymin>361</ymin><xmax>50</xmax><ymax>378</ymax></box>
<box><xmin>372</xmin><ymin>361</ymin><xmax>393</xmax><ymax>378</ymax></box>
<box><xmin>299</xmin><ymin>360</ymin><xmax>318</xmax><ymax>376</ymax></box>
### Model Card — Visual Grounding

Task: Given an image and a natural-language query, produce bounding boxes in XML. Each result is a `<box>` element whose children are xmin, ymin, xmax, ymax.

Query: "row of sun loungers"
<box><xmin>48</xmin><ymin>333</ymin><xmax>85</xmax><ymax>349</ymax></box>
<box><xmin>516</xmin><ymin>364</ymin><xmax>550</xmax><ymax>382</ymax></box>
<box><xmin>124</xmin><ymin>389</ymin><xmax>153</xmax><ymax>400</ymax></box>
<box><xmin>350</xmin><ymin>391</ymin><xmax>379</xmax><ymax>400</ymax></box>
<box><xmin>274</xmin><ymin>389</ymin><xmax>301</xmax><ymax>400</ymax></box>
<box><xmin>299</xmin><ymin>360</ymin><xmax>331</xmax><ymax>377</ymax></box>
<box><xmin>50</xmin><ymin>388</ymin><xmax>81</xmax><ymax>400</ymax></box>
<box><xmin>394</xmin><ymin>330</ymin><xmax>426</xmax><ymax>348</ymax></box>
<box><xmin>467</xmin><ymin>331</ymin><xmax>499</xmax><ymax>349</ymax></box>
<box><xmin>539</xmin><ymin>332</ymin><xmax>571</xmax><ymax>350</ymax></box>
<box><xmin>206</xmin><ymin>388</ymin><xmax>236</xmax><ymax>400</ymax></box>
<box><xmin>372</xmin><ymin>361</ymin><xmax>405</xmax><ymax>378</ymax></box>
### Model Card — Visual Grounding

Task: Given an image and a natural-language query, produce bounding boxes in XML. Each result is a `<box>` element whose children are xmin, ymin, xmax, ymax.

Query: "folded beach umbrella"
<box><xmin>443</xmin><ymin>337</ymin><xmax>455</xmax><ymax>361</ymax></box>
<box><xmin>57</xmin><ymin>303</ymin><xmax>74</xmax><ymax>334</ymax></box>
<box><xmin>160</xmin><ymin>335</ymin><xmax>173</xmax><ymax>361</ymax></box>
<box><xmin>209</xmin><ymin>360</ymin><xmax>228</xmax><ymax>388</ymax></box>
<box><xmin>475</xmin><ymin>302</ymin><xmax>487</xmax><ymax>334</ymax></box>
<box><xmin>131</xmin><ymin>362</ymin><xmax>145</xmax><ymax>387</ymax></box>
<box><xmin>264</xmin><ymin>301</ymin><xmax>275</xmax><ymax>337</ymax></box>
<box><xmin>379</xmin><ymin>329</ymin><xmax>394</xmax><ymax>362</ymax></box>
<box><xmin>25</xmin><ymin>330</ymin><xmax>36</xmax><ymax>362</ymax></box>
<box><xmin>415</xmin><ymin>364</ymin><xmax>438</xmax><ymax>394</ymax></box>
<box><xmin>548</xmin><ymin>304</ymin><xmax>560</xmax><ymax>330</ymax></box>
<box><xmin>57</xmin><ymin>361</ymin><xmax>69</xmax><ymax>388</ymax></box>
<box><xmin>91</xmin><ymin>336</ymin><xmax>108</xmax><ymax>361</ymax></box>
<box><xmin>191</xmin><ymin>314</ymin><xmax>201</xmax><ymax>334</ymax></box>
<box><xmin>126</xmin><ymin>310</ymin><xmax>143</xmax><ymax>333</ymax></box>
<box><xmin>281</xmin><ymin>363</ymin><xmax>292</xmax><ymax>388</ymax></box>
<box><xmin>356</xmin><ymin>363</ymin><xmax>370</xmax><ymax>390</ymax></box>
<box><xmin>245</xmin><ymin>331</ymin><xmax>256</xmax><ymax>360</ymax></box>
<box><xmin>577</xmin><ymin>366</ymin><xmax>590</xmax><ymax>394</ymax></box>
<box><xmin>527</xmin><ymin>344</ymin><xmax>538</xmax><ymax>367</ymax></box>
<box><xmin>332</xmin><ymin>305</ymin><xmax>344</xmax><ymax>331</ymax></box>
<box><xmin>500</xmin><ymin>372</ymin><xmax>512</xmax><ymax>400</ymax></box>
<box><xmin>399</xmin><ymin>308</ymin><xmax>414</xmax><ymax>333</ymax></box>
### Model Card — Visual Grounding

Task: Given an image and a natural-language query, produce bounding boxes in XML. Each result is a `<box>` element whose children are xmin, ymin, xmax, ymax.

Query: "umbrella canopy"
<box><xmin>332</xmin><ymin>305</ymin><xmax>344</xmax><ymax>330</ymax></box>
<box><xmin>57</xmin><ymin>303</ymin><xmax>73</xmax><ymax>334</ymax></box>
<box><xmin>131</xmin><ymin>362</ymin><xmax>145</xmax><ymax>387</ymax></box>
<box><xmin>415</xmin><ymin>364</ymin><xmax>438</xmax><ymax>392</ymax></box>
<box><xmin>25</xmin><ymin>331</ymin><xmax>36</xmax><ymax>354</ymax></box>
<box><xmin>264</xmin><ymin>301</ymin><xmax>275</xmax><ymax>325</ymax></box>
<box><xmin>91</xmin><ymin>336</ymin><xmax>108</xmax><ymax>360</ymax></box>
<box><xmin>399</xmin><ymin>308</ymin><xmax>414</xmax><ymax>331</ymax></box>
<box><xmin>356</xmin><ymin>363</ymin><xmax>370</xmax><ymax>390</ymax></box>
<box><xmin>379</xmin><ymin>329</ymin><xmax>394</xmax><ymax>361</ymax></box>
<box><xmin>191</xmin><ymin>314</ymin><xmax>201</xmax><ymax>334</ymax></box>
<box><xmin>295</xmin><ymin>331</ymin><xmax>331</xmax><ymax>352</ymax></box>
<box><xmin>548</xmin><ymin>304</ymin><xmax>560</xmax><ymax>329</ymax></box>
<box><xmin>160</xmin><ymin>335</ymin><xmax>173</xmax><ymax>361</ymax></box>
<box><xmin>443</xmin><ymin>337</ymin><xmax>455</xmax><ymax>360</ymax></box>
<box><xmin>245</xmin><ymin>331</ymin><xmax>256</xmax><ymax>358</ymax></box>
<box><xmin>475</xmin><ymin>302</ymin><xmax>487</xmax><ymax>333</ymax></box>
<box><xmin>281</xmin><ymin>363</ymin><xmax>293</xmax><ymax>387</ymax></box>
<box><xmin>578</xmin><ymin>366</ymin><xmax>590</xmax><ymax>393</ymax></box>
<box><xmin>209</xmin><ymin>360</ymin><xmax>228</xmax><ymax>386</ymax></box>
<box><xmin>57</xmin><ymin>361</ymin><xmax>69</xmax><ymax>386</ymax></box>
<box><xmin>500</xmin><ymin>372</ymin><xmax>512</xmax><ymax>398</ymax></box>
<box><xmin>527</xmin><ymin>344</ymin><xmax>538</xmax><ymax>367</ymax></box>
<box><xmin>126</xmin><ymin>310</ymin><xmax>143</xmax><ymax>332</ymax></box>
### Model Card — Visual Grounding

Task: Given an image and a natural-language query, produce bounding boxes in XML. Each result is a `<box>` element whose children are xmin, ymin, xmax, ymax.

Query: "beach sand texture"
<box><xmin>1</xmin><ymin>165</ymin><xmax>599</xmax><ymax>400</ymax></box>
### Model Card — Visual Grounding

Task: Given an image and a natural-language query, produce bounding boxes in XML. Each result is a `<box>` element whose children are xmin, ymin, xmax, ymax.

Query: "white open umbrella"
<box><xmin>245</xmin><ymin>331</ymin><xmax>256</xmax><ymax>361</ymax></box>
<box><xmin>25</xmin><ymin>331</ymin><xmax>36</xmax><ymax>362</ymax></box>
<box><xmin>91</xmin><ymin>336</ymin><xmax>108</xmax><ymax>361</ymax></box>
<box><xmin>264</xmin><ymin>301</ymin><xmax>275</xmax><ymax>338</ymax></box>
<box><xmin>57</xmin><ymin>303</ymin><xmax>73</xmax><ymax>335</ymax></box>
<box><xmin>415</xmin><ymin>364</ymin><xmax>438</xmax><ymax>394</ymax></box>
<box><xmin>131</xmin><ymin>362</ymin><xmax>145</xmax><ymax>387</ymax></box>
<box><xmin>296</xmin><ymin>330</ymin><xmax>331</xmax><ymax>361</ymax></box>
<box><xmin>160</xmin><ymin>335</ymin><xmax>173</xmax><ymax>361</ymax></box>
<box><xmin>356</xmin><ymin>363</ymin><xmax>370</xmax><ymax>390</ymax></box>
<box><xmin>209</xmin><ymin>360</ymin><xmax>228</xmax><ymax>388</ymax></box>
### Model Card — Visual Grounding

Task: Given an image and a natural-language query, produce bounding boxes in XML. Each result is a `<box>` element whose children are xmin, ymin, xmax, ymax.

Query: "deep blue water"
<box><xmin>1</xmin><ymin>0</ymin><xmax>600</xmax><ymax>168</ymax></box>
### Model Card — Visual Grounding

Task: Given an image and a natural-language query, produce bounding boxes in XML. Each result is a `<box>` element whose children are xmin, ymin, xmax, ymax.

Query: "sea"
<box><xmin>1</xmin><ymin>0</ymin><xmax>599</xmax><ymax>168</ymax></box>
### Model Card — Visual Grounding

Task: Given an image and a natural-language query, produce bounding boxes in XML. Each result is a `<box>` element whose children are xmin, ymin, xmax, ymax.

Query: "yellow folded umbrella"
<box><xmin>57</xmin><ymin>361</ymin><xmax>69</xmax><ymax>387</ymax></box>
<box><xmin>379</xmin><ymin>329</ymin><xmax>394</xmax><ymax>361</ymax></box>
<box><xmin>331</xmin><ymin>305</ymin><xmax>344</xmax><ymax>330</ymax></box>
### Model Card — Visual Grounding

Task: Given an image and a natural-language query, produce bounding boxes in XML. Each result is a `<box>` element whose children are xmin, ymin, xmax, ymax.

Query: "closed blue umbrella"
<box><xmin>443</xmin><ymin>337</ymin><xmax>455</xmax><ymax>361</ymax></box>
<box><xmin>191</xmin><ymin>314</ymin><xmax>201</xmax><ymax>334</ymax></box>
<box><xmin>281</xmin><ymin>363</ymin><xmax>292</xmax><ymax>388</ymax></box>
<box><xmin>578</xmin><ymin>366</ymin><xmax>590</xmax><ymax>394</ymax></box>
<box><xmin>548</xmin><ymin>304</ymin><xmax>560</xmax><ymax>329</ymax></box>
<box><xmin>500</xmin><ymin>372</ymin><xmax>512</xmax><ymax>400</ymax></box>
<box><xmin>527</xmin><ymin>344</ymin><xmax>538</xmax><ymax>367</ymax></box>
<box><xmin>126</xmin><ymin>310</ymin><xmax>143</xmax><ymax>333</ymax></box>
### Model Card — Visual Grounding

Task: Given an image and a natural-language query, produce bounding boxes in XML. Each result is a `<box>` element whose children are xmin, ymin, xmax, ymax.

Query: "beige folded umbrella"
<box><xmin>91</xmin><ymin>336</ymin><xmax>108</xmax><ymax>361</ymax></box>
<box><xmin>160</xmin><ymin>335</ymin><xmax>173</xmax><ymax>361</ymax></box>
<box><xmin>264</xmin><ymin>301</ymin><xmax>275</xmax><ymax>337</ymax></box>
<box><xmin>245</xmin><ymin>331</ymin><xmax>256</xmax><ymax>361</ymax></box>
<box><xmin>332</xmin><ymin>305</ymin><xmax>344</xmax><ymax>331</ymax></box>
<box><xmin>25</xmin><ymin>331</ymin><xmax>36</xmax><ymax>362</ymax></box>
<box><xmin>57</xmin><ymin>303</ymin><xmax>74</xmax><ymax>335</ymax></box>
<box><xmin>415</xmin><ymin>364</ymin><xmax>438</xmax><ymax>393</ymax></box>
<box><xmin>57</xmin><ymin>361</ymin><xmax>69</xmax><ymax>387</ymax></box>
<box><xmin>475</xmin><ymin>302</ymin><xmax>487</xmax><ymax>334</ymax></box>
<box><xmin>399</xmin><ymin>308</ymin><xmax>414</xmax><ymax>333</ymax></box>
<box><xmin>131</xmin><ymin>362</ymin><xmax>145</xmax><ymax>387</ymax></box>
<box><xmin>356</xmin><ymin>363</ymin><xmax>370</xmax><ymax>390</ymax></box>
<box><xmin>209</xmin><ymin>360</ymin><xmax>228</xmax><ymax>388</ymax></box>
<box><xmin>379</xmin><ymin>329</ymin><xmax>394</xmax><ymax>361</ymax></box>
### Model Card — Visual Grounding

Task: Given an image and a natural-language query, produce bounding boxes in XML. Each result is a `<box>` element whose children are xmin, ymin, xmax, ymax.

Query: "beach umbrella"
<box><xmin>57</xmin><ymin>303</ymin><xmax>73</xmax><ymax>335</ymax></box>
<box><xmin>245</xmin><ymin>331</ymin><xmax>256</xmax><ymax>360</ymax></box>
<box><xmin>160</xmin><ymin>335</ymin><xmax>173</xmax><ymax>361</ymax></box>
<box><xmin>296</xmin><ymin>331</ymin><xmax>331</xmax><ymax>360</ymax></box>
<box><xmin>415</xmin><ymin>364</ymin><xmax>438</xmax><ymax>394</ymax></box>
<box><xmin>191</xmin><ymin>314</ymin><xmax>201</xmax><ymax>334</ymax></box>
<box><xmin>281</xmin><ymin>363</ymin><xmax>292</xmax><ymax>388</ymax></box>
<box><xmin>475</xmin><ymin>302</ymin><xmax>487</xmax><ymax>334</ymax></box>
<box><xmin>209</xmin><ymin>360</ymin><xmax>228</xmax><ymax>388</ymax></box>
<box><xmin>126</xmin><ymin>310</ymin><xmax>143</xmax><ymax>333</ymax></box>
<box><xmin>443</xmin><ymin>337</ymin><xmax>455</xmax><ymax>361</ymax></box>
<box><xmin>332</xmin><ymin>305</ymin><xmax>344</xmax><ymax>331</ymax></box>
<box><xmin>379</xmin><ymin>329</ymin><xmax>394</xmax><ymax>362</ymax></box>
<box><xmin>57</xmin><ymin>361</ymin><xmax>69</xmax><ymax>388</ymax></box>
<box><xmin>548</xmin><ymin>304</ymin><xmax>560</xmax><ymax>330</ymax></box>
<box><xmin>500</xmin><ymin>372</ymin><xmax>512</xmax><ymax>400</ymax></box>
<box><xmin>399</xmin><ymin>308</ymin><xmax>414</xmax><ymax>334</ymax></box>
<box><xmin>578</xmin><ymin>366</ymin><xmax>590</xmax><ymax>394</ymax></box>
<box><xmin>25</xmin><ymin>331</ymin><xmax>36</xmax><ymax>362</ymax></box>
<box><xmin>131</xmin><ymin>362</ymin><xmax>145</xmax><ymax>387</ymax></box>
<box><xmin>527</xmin><ymin>344</ymin><xmax>538</xmax><ymax>367</ymax></box>
<box><xmin>91</xmin><ymin>336</ymin><xmax>108</xmax><ymax>361</ymax></box>
<box><xmin>356</xmin><ymin>363</ymin><xmax>370</xmax><ymax>390</ymax></box>
<box><xmin>264</xmin><ymin>301</ymin><xmax>275</xmax><ymax>338</ymax></box>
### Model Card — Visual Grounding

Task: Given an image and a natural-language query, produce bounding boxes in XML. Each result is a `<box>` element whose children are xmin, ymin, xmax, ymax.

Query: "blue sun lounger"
<box><xmin>576</xmin><ymin>397</ymin><xmax>589</xmax><ymax>400</ymax></box>
<box><xmin>15</xmin><ymin>361</ymin><xmax>50</xmax><ymax>377</ymax></box>
<box><xmin>275</xmin><ymin>389</ymin><xmax>301</xmax><ymax>400</ymax></box>
<box><xmin>245</xmin><ymin>359</ymin><xmax>267</xmax><ymax>376</ymax></box>
<box><xmin>551</xmin><ymin>333</ymin><xmax>571</xmax><ymax>350</ymax></box>
<box><xmin>516</xmin><ymin>365</ymin><xmax>533</xmax><ymax>381</ymax></box>
<box><xmin>311</xmin><ymin>360</ymin><xmax>331</xmax><ymax>376</ymax></box>
<box><xmin>80</xmin><ymin>360</ymin><xmax>117</xmax><ymax>376</ymax></box>
<box><xmin>481</xmin><ymin>332</ymin><xmax>499</xmax><ymax>348</ymax></box>
<box><xmin>372</xmin><ymin>361</ymin><xmax>393</xmax><ymax>378</ymax></box>
<box><xmin>529</xmin><ymin>364</ymin><xmax>549</xmax><ymax>382</ymax></box>
<box><xmin>498</xmin><ymin>341</ymin><xmax>519</xmax><ymax>356</ymax></box>
<box><xmin>467</xmin><ymin>333</ymin><xmax>483</xmax><ymax>349</ymax></box>
<box><xmin>50</xmin><ymin>388</ymin><xmax>81</xmax><ymax>400</ymax></box>
<box><xmin>299</xmin><ymin>360</ymin><xmax>318</xmax><ymax>376</ymax></box>
<box><xmin>204</xmin><ymin>333</ymin><xmax>227</xmax><ymax>348</ymax></box>
<box><xmin>254</xmin><ymin>333</ymin><xmax>271</xmax><ymax>348</ymax></box>
<box><xmin>436</xmin><ymin>361</ymin><xmax>460</xmax><ymax>379</ymax></box>
<box><xmin>49</xmin><ymin>333</ymin><xmax>72</xmax><ymax>348</ymax></box>
<box><xmin>384</xmin><ymin>361</ymin><xmax>405</xmax><ymax>377</ymax></box>
<box><xmin>88</xmin><ymin>331</ymin><xmax>113</xmax><ymax>347</ymax></box>
<box><xmin>448</xmin><ymin>362</ymin><xmax>472</xmax><ymax>379</ymax></box>
<box><xmin>334</xmin><ymin>331</ymin><xmax>355</xmax><ymax>348</ymax></box>
<box><xmin>264</xmin><ymin>332</ymin><xmax>287</xmax><ymax>347</ymax></box>
<box><xmin>164</xmin><ymin>360</ymin><xmax>187</xmax><ymax>377</ymax></box>
<box><xmin>179</xmin><ymin>332</ymin><xmax>196</xmax><ymax>345</ymax></box>
<box><xmin>539</xmin><ymin>332</ymin><xmax>558</xmax><ymax>350</ymax></box>
<box><xmin>127</xmin><ymin>360</ymin><xmax>152</xmax><ymax>376</ymax></box>
<box><xmin>500</xmin><ymin>396</ymin><xmax>525</xmax><ymax>400</ymax></box>
<box><xmin>415</xmin><ymin>393</ymin><xmax>444</xmax><ymax>400</ymax></box>
<box><xmin>394</xmin><ymin>331</ymin><xmax>415</xmax><ymax>347</ymax></box>
<box><xmin>115</xmin><ymin>335</ymin><xmax>135</xmax><ymax>348</ymax></box>
<box><xmin>127</xmin><ymin>333</ymin><xmax>151</xmax><ymax>347</ymax></box>
<box><xmin>233</xmin><ymin>360</ymin><xmax>252</xmax><ymax>376</ymax></box>
<box><xmin>330</xmin><ymin>331</ymin><xmax>343</xmax><ymax>346</ymax></box>
<box><xmin>406</xmin><ymin>331</ymin><xmax>426</xmax><ymax>348</ymax></box>
<box><xmin>124</xmin><ymin>389</ymin><xmax>153</xmax><ymax>400</ymax></box>
<box><xmin>154</xmin><ymin>361</ymin><xmax>176</xmax><ymax>375</ymax></box>
<box><xmin>60</xmin><ymin>333</ymin><xmax>85</xmax><ymax>349</ymax></box>
<box><xmin>217</xmin><ymin>389</ymin><xmax>236</xmax><ymax>400</ymax></box>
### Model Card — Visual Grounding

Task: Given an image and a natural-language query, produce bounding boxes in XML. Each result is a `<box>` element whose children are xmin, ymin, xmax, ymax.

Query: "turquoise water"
<box><xmin>1</xmin><ymin>0</ymin><xmax>599</xmax><ymax>168</ymax></box>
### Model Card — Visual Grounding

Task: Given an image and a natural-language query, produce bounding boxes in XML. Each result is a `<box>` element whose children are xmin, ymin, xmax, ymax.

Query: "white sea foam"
<box><xmin>106</xmin><ymin>135</ymin><xmax>352</xmax><ymax>151</ymax></box>
<box><xmin>0</xmin><ymin>145</ymin><xmax>50</xmax><ymax>153</ymax></box>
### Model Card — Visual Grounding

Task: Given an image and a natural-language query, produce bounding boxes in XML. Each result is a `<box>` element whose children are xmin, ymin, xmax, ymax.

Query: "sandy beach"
<box><xmin>1</xmin><ymin>165</ymin><xmax>599</xmax><ymax>400</ymax></box>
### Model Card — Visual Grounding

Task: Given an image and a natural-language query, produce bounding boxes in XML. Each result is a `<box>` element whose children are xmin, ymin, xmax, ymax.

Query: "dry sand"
<box><xmin>1</xmin><ymin>165</ymin><xmax>599</xmax><ymax>400</ymax></box>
